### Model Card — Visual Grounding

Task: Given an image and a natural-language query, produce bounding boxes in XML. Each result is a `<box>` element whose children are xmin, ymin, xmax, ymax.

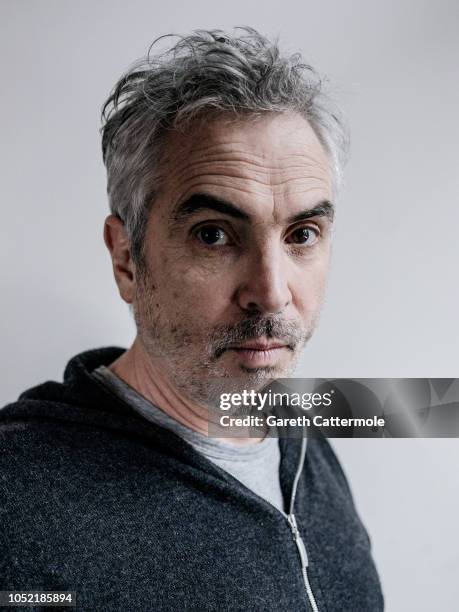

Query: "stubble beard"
<box><xmin>132</xmin><ymin>271</ymin><xmax>320</xmax><ymax>410</ymax></box>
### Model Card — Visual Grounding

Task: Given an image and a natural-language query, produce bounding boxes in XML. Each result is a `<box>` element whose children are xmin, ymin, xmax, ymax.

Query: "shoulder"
<box><xmin>305</xmin><ymin>435</ymin><xmax>358</xmax><ymax>509</ymax></box>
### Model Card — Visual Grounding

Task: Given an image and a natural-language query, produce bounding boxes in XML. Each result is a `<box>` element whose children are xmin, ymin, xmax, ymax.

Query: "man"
<box><xmin>0</xmin><ymin>28</ymin><xmax>384</xmax><ymax>611</ymax></box>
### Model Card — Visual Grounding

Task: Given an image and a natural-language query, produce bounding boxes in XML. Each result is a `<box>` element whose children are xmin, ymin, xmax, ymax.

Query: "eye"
<box><xmin>195</xmin><ymin>224</ymin><xmax>230</xmax><ymax>246</ymax></box>
<box><xmin>287</xmin><ymin>226</ymin><xmax>319</xmax><ymax>246</ymax></box>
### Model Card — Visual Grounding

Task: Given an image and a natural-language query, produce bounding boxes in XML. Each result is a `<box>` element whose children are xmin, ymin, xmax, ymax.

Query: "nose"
<box><xmin>235</xmin><ymin>246</ymin><xmax>292</xmax><ymax>315</ymax></box>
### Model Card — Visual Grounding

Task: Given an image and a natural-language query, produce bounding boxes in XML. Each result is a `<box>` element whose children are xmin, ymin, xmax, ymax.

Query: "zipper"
<box><xmin>283</xmin><ymin>436</ymin><xmax>320</xmax><ymax>612</ymax></box>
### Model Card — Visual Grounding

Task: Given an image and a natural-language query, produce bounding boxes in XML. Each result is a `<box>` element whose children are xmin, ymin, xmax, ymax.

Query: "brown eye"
<box><xmin>195</xmin><ymin>225</ymin><xmax>229</xmax><ymax>246</ymax></box>
<box><xmin>287</xmin><ymin>226</ymin><xmax>319</xmax><ymax>246</ymax></box>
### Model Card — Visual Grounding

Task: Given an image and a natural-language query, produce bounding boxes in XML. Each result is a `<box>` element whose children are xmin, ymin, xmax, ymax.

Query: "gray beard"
<box><xmin>132</xmin><ymin>273</ymin><xmax>318</xmax><ymax>411</ymax></box>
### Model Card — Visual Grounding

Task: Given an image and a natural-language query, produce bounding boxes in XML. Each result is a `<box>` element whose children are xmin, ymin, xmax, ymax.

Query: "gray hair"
<box><xmin>101</xmin><ymin>27</ymin><xmax>349</xmax><ymax>270</ymax></box>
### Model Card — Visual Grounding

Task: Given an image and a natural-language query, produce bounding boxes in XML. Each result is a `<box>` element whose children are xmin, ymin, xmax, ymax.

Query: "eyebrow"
<box><xmin>172</xmin><ymin>192</ymin><xmax>335</xmax><ymax>224</ymax></box>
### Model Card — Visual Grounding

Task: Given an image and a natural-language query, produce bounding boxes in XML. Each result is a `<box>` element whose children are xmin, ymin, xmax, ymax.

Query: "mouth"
<box><xmin>225</xmin><ymin>338</ymin><xmax>291</xmax><ymax>367</ymax></box>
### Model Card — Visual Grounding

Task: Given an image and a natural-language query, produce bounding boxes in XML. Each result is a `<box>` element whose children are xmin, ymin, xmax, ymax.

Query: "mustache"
<box><xmin>210</xmin><ymin>316</ymin><xmax>304</xmax><ymax>359</ymax></box>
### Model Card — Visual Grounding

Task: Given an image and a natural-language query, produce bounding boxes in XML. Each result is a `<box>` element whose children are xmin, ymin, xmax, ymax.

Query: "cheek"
<box><xmin>156</xmin><ymin>259</ymin><xmax>233</xmax><ymax>320</ymax></box>
<box><xmin>292</xmin><ymin>257</ymin><xmax>330</xmax><ymax>313</ymax></box>
<box><xmin>141</xmin><ymin>219</ymin><xmax>236</xmax><ymax>326</ymax></box>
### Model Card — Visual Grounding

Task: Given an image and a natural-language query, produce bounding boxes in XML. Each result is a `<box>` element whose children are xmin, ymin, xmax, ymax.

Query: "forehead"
<box><xmin>156</xmin><ymin>112</ymin><xmax>332</xmax><ymax>214</ymax></box>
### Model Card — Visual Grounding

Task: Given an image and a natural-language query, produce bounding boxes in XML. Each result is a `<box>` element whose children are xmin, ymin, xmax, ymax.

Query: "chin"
<box><xmin>237</xmin><ymin>360</ymin><xmax>295</xmax><ymax>380</ymax></box>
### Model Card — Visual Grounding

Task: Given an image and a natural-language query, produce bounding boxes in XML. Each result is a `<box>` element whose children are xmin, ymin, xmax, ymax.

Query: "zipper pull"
<box><xmin>288</xmin><ymin>513</ymin><xmax>309</xmax><ymax>568</ymax></box>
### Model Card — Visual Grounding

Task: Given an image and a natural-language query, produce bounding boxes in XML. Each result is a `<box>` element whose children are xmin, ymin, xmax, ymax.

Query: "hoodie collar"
<box><xmin>10</xmin><ymin>346</ymin><xmax>304</xmax><ymax>512</ymax></box>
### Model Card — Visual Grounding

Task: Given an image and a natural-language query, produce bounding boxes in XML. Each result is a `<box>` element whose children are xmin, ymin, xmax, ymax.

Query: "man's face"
<box><xmin>133</xmin><ymin>112</ymin><xmax>334</xmax><ymax>405</ymax></box>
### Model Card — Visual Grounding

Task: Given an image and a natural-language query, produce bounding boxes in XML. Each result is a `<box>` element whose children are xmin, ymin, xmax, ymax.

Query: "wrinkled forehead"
<box><xmin>155</xmin><ymin>112</ymin><xmax>333</xmax><ymax>206</ymax></box>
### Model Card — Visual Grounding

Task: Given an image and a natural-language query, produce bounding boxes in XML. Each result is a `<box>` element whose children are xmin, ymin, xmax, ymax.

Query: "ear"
<box><xmin>103</xmin><ymin>214</ymin><xmax>136</xmax><ymax>304</ymax></box>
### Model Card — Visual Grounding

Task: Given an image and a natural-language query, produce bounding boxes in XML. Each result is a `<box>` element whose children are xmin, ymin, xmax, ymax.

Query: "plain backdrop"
<box><xmin>1</xmin><ymin>1</ymin><xmax>458</xmax><ymax>610</ymax></box>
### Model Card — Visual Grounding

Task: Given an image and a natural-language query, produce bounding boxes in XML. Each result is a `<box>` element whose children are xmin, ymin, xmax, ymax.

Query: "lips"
<box><xmin>229</xmin><ymin>341</ymin><xmax>287</xmax><ymax>351</ymax></box>
<box><xmin>223</xmin><ymin>338</ymin><xmax>289</xmax><ymax>368</ymax></box>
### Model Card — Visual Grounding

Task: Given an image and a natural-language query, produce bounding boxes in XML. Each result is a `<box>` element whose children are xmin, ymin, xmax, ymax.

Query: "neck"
<box><xmin>108</xmin><ymin>336</ymin><xmax>263</xmax><ymax>446</ymax></box>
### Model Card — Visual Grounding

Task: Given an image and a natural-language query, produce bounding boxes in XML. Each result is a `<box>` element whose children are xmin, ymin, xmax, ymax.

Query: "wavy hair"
<box><xmin>101</xmin><ymin>27</ymin><xmax>349</xmax><ymax>269</ymax></box>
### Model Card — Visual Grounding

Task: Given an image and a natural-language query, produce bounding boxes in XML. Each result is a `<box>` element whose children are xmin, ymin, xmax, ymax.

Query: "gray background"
<box><xmin>1</xmin><ymin>1</ymin><xmax>458</xmax><ymax>610</ymax></box>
